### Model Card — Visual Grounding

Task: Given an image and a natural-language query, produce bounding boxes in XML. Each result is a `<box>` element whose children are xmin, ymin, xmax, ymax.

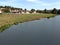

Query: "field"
<box><xmin>0</xmin><ymin>13</ymin><xmax>55</xmax><ymax>32</ymax></box>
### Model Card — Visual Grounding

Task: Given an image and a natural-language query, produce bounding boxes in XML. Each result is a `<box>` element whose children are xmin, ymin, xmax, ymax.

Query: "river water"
<box><xmin>0</xmin><ymin>15</ymin><xmax>60</xmax><ymax>45</ymax></box>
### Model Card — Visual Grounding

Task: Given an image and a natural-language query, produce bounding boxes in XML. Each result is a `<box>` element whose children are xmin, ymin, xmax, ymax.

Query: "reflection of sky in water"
<box><xmin>0</xmin><ymin>15</ymin><xmax>60</xmax><ymax>45</ymax></box>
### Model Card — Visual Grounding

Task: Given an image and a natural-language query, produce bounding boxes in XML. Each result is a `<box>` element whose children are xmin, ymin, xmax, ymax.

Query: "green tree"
<box><xmin>18</xmin><ymin>8</ymin><xmax>23</xmax><ymax>14</ymax></box>
<box><xmin>36</xmin><ymin>10</ymin><xmax>42</xmax><ymax>13</ymax></box>
<box><xmin>24</xmin><ymin>9</ymin><xmax>27</xmax><ymax>13</ymax></box>
<box><xmin>0</xmin><ymin>6</ymin><xmax>4</xmax><ymax>8</ymax></box>
<box><xmin>30</xmin><ymin>9</ymin><xmax>35</xmax><ymax>13</ymax></box>
<box><xmin>51</xmin><ymin>8</ymin><xmax>57</xmax><ymax>14</ymax></box>
<box><xmin>2</xmin><ymin>8</ymin><xmax>10</xmax><ymax>13</ymax></box>
<box><xmin>44</xmin><ymin>8</ymin><xmax>47</xmax><ymax>13</ymax></box>
<box><xmin>57</xmin><ymin>9</ymin><xmax>60</xmax><ymax>14</ymax></box>
<box><xmin>4</xmin><ymin>6</ymin><xmax>11</xmax><ymax>9</ymax></box>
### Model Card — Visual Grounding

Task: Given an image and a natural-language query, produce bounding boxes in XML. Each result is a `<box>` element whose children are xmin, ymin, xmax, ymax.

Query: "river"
<box><xmin>0</xmin><ymin>15</ymin><xmax>60</xmax><ymax>45</ymax></box>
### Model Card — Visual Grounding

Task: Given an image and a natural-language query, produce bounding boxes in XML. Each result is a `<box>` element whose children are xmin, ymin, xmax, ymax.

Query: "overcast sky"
<box><xmin>0</xmin><ymin>0</ymin><xmax>60</xmax><ymax>10</ymax></box>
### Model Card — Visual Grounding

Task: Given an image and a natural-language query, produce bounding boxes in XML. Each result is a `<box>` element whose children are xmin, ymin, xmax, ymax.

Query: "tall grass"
<box><xmin>0</xmin><ymin>13</ymin><xmax>55</xmax><ymax>32</ymax></box>
<box><xmin>0</xmin><ymin>24</ymin><xmax>12</xmax><ymax>32</ymax></box>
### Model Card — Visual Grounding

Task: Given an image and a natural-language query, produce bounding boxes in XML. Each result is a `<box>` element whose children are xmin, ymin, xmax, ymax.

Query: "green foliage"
<box><xmin>4</xmin><ymin>6</ymin><xmax>11</xmax><ymax>8</ymax></box>
<box><xmin>0</xmin><ymin>6</ymin><xmax>60</xmax><ymax>14</ymax></box>
<box><xmin>24</xmin><ymin>9</ymin><xmax>27</xmax><ymax>13</ymax></box>
<box><xmin>0</xmin><ymin>13</ymin><xmax>55</xmax><ymax>32</ymax></box>
<box><xmin>44</xmin><ymin>9</ymin><xmax>47</xmax><ymax>13</ymax></box>
<box><xmin>2</xmin><ymin>8</ymin><xmax>10</xmax><ymax>13</ymax></box>
<box><xmin>30</xmin><ymin>9</ymin><xmax>35</xmax><ymax>13</ymax></box>
<box><xmin>36</xmin><ymin>10</ymin><xmax>42</xmax><ymax>13</ymax></box>
<box><xmin>0</xmin><ymin>24</ymin><xmax>12</xmax><ymax>32</ymax></box>
<box><xmin>0</xmin><ymin>6</ymin><xmax>4</xmax><ymax>8</ymax></box>
<box><xmin>0</xmin><ymin>6</ymin><xmax>22</xmax><ymax>10</ymax></box>
<box><xmin>51</xmin><ymin>8</ymin><xmax>57</xmax><ymax>14</ymax></box>
<box><xmin>57</xmin><ymin>9</ymin><xmax>60</xmax><ymax>14</ymax></box>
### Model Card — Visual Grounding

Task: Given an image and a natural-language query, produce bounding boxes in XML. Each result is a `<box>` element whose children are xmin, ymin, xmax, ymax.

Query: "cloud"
<box><xmin>0</xmin><ymin>0</ymin><xmax>60</xmax><ymax>6</ymax></box>
<box><xmin>26</xmin><ymin>0</ymin><xmax>50</xmax><ymax>6</ymax></box>
<box><xmin>0</xmin><ymin>0</ymin><xmax>15</xmax><ymax>4</ymax></box>
<box><xmin>26</xmin><ymin>0</ymin><xmax>38</xmax><ymax>2</ymax></box>
<box><xmin>26</xmin><ymin>0</ymin><xmax>60</xmax><ymax>6</ymax></box>
<box><xmin>0</xmin><ymin>0</ymin><xmax>60</xmax><ymax>9</ymax></box>
<box><xmin>0</xmin><ymin>0</ymin><xmax>18</xmax><ymax>6</ymax></box>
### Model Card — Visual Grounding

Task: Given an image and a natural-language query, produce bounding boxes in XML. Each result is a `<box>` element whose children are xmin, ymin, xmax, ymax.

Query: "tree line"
<box><xmin>0</xmin><ymin>6</ymin><xmax>22</xmax><ymax>13</ymax></box>
<box><xmin>0</xmin><ymin>6</ymin><xmax>60</xmax><ymax>14</ymax></box>
<box><xmin>36</xmin><ymin>8</ymin><xmax>60</xmax><ymax>14</ymax></box>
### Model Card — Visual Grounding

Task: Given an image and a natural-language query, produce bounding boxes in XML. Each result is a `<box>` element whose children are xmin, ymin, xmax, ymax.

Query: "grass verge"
<box><xmin>0</xmin><ymin>13</ymin><xmax>56</xmax><ymax>32</ymax></box>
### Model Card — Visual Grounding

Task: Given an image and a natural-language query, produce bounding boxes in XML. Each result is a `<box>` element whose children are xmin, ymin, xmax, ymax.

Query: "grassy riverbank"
<box><xmin>0</xmin><ymin>13</ymin><xmax>55</xmax><ymax>32</ymax></box>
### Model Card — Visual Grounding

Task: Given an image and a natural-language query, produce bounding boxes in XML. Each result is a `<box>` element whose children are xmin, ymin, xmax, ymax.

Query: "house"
<box><xmin>19</xmin><ymin>10</ymin><xmax>30</xmax><ymax>14</ymax></box>
<box><xmin>26</xmin><ymin>11</ymin><xmax>30</xmax><ymax>14</ymax></box>
<box><xmin>22</xmin><ymin>10</ymin><xmax>30</xmax><ymax>14</ymax></box>
<box><xmin>0</xmin><ymin>8</ymin><xmax>4</xmax><ymax>13</ymax></box>
<box><xmin>10</xmin><ymin>9</ymin><xmax>25</xmax><ymax>14</ymax></box>
<box><xmin>0</xmin><ymin>10</ymin><xmax>2</xmax><ymax>13</ymax></box>
<box><xmin>10</xmin><ymin>10</ymin><xmax>20</xmax><ymax>13</ymax></box>
<box><xmin>33</xmin><ymin>11</ymin><xmax>36</xmax><ymax>14</ymax></box>
<box><xmin>0</xmin><ymin>8</ymin><xmax>36</xmax><ymax>14</ymax></box>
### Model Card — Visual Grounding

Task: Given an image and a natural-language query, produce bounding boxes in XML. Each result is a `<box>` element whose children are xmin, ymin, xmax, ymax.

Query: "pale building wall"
<box><xmin>22</xmin><ymin>12</ymin><xmax>25</xmax><ymax>14</ymax></box>
<box><xmin>26</xmin><ymin>12</ymin><xmax>30</xmax><ymax>14</ymax></box>
<box><xmin>33</xmin><ymin>11</ymin><xmax>36</xmax><ymax>13</ymax></box>
<box><xmin>0</xmin><ymin>10</ymin><xmax>2</xmax><ymax>13</ymax></box>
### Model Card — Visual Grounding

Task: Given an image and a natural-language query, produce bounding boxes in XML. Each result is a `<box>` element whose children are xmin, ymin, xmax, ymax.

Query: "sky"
<box><xmin>0</xmin><ymin>0</ymin><xmax>60</xmax><ymax>10</ymax></box>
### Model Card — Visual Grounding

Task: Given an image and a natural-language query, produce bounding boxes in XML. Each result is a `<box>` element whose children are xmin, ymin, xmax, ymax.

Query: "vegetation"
<box><xmin>0</xmin><ymin>6</ymin><xmax>59</xmax><ymax>32</ymax></box>
<box><xmin>0</xmin><ymin>13</ymin><xmax>55</xmax><ymax>32</ymax></box>
<box><xmin>0</xmin><ymin>6</ymin><xmax>60</xmax><ymax>14</ymax></box>
<box><xmin>36</xmin><ymin>10</ymin><xmax>43</xmax><ymax>13</ymax></box>
<box><xmin>0</xmin><ymin>6</ymin><xmax>22</xmax><ymax>10</ymax></box>
<box><xmin>43</xmin><ymin>9</ymin><xmax>47</xmax><ymax>13</ymax></box>
<box><xmin>30</xmin><ymin>9</ymin><xmax>35</xmax><ymax>13</ymax></box>
<box><xmin>57</xmin><ymin>9</ymin><xmax>60</xmax><ymax>14</ymax></box>
<box><xmin>51</xmin><ymin>8</ymin><xmax>57</xmax><ymax>14</ymax></box>
<box><xmin>24</xmin><ymin>9</ymin><xmax>27</xmax><ymax>13</ymax></box>
<box><xmin>2</xmin><ymin>8</ymin><xmax>10</xmax><ymax>13</ymax></box>
<box><xmin>36</xmin><ymin>8</ymin><xmax>60</xmax><ymax>14</ymax></box>
<box><xmin>0</xmin><ymin>24</ymin><xmax>12</xmax><ymax>32</ymax></box>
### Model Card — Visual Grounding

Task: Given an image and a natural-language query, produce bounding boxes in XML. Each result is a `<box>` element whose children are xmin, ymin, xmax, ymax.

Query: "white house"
<box><xmin>33</xmin><ymin>11</ymin><xmax>36</xmax><ymax>14</ymax></box>
<box><xmin>0</xmin><ymin>10</ymin><xmax>2</xmax><ymax>13</ymax></box>
<box><xmin>26</xmin><ymin>11</ymin><xmax>30</xmax><ymax>14</ymax></box>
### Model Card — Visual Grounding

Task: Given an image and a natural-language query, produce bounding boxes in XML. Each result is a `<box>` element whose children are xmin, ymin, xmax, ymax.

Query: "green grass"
<box><xmin>0</xmin><ymin>24</ymin><xmax>12</xmax><ymax>32</ymax></box>
<box><xmin>0</xmin><ymin>13</ymin><xmax>55</xmax><ymax>32</ymax></box>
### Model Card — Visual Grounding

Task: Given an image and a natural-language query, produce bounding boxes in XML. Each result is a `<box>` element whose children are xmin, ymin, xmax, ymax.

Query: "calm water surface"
<box><xmin>0</xmin><ymin>15</ymin><xmax>60</xmax><ymax>45</ymax></box>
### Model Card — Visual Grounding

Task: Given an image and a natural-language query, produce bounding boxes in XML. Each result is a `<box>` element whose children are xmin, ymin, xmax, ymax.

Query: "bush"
<box><xmin>2</xmin><ymin>8</ymin><xmax>10</xmax><ymax>13</ymax></box>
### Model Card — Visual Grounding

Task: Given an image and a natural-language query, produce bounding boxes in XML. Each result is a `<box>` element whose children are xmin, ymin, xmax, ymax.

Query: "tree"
<box><xmin>43</xmin><ymin>8</ymin><xmax>47</xmax><ymax>13</ymax></box>
<box><xmin>30</xmin><ymin>9</ymin><xmax>35</xmax><ymax>13</ymax></box>
<box><xmin>57</xmin><ymin>9</ymin><xmax>60</xmax><ymax>14</ymax></box>
<box><xmin>36</xmin><ymin>10</ymin><xmax>42</xmax><ymax>13</ymax></box>
<box><xmin>4</xmin><ymin>6</ymin><xmax>11</xmax><ymax>9</ymax></box>
<box><xmin>18</xmin><ymin>8</ymin><xmax>23</xmax><ymax>14</ymax></box>
<box><xmin>51</xmin><ymin>8</ymin><xmax>57</xmax><ymax>14</ymax></box>
<box><xmin>2</xmin><ymin>8</ymin><xmax>10</xmax><ymax>13</ymax></box>
<box><xmin>0</xmin><ymin>6</ymin><xmax>4</xmax><ymax>8</ymax></box>
<box><xmin>11</xmin><ymin>7</ymin><xmax>15</xmax><ymax>10</ymax></box>
<box><xmin>24</xmin><ymin>9</ymin><xmax>27</xmax><ymax>13</ymax></box>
